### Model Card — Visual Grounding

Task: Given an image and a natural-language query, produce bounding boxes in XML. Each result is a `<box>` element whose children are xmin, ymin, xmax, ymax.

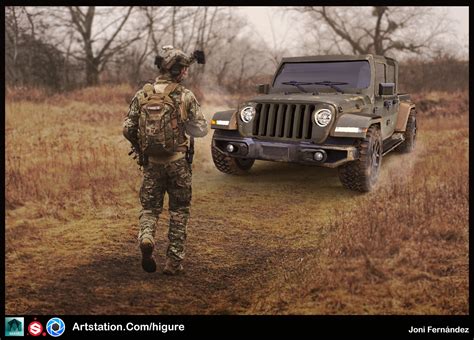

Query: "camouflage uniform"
<box><xmin>124</xmin><ymin>71</ymin><xmax>208</xmax><ymax>271</ymax></box>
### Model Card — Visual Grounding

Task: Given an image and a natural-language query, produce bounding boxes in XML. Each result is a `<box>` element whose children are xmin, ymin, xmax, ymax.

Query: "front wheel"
<box><xmin>211</xmin><ymin>143</ymin><xmax>254</xmax><ymax>174</ymax></box>
<box><xmin>338</xmin><ymin>125</ymin><xmax>383</xmax><ymax>192</ymax></box>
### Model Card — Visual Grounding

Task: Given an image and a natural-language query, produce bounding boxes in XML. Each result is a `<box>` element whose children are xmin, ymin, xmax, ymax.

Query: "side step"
<box><xmin>382</xmin><ymin>133</ymin><xmax>405</xmax><ymax>156</ymax></box>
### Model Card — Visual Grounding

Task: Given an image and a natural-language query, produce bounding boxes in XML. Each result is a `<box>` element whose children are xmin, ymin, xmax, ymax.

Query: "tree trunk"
<box><xmin>86</xmin><ymin>59</ymin><xmax>100</xmax><ymax>86</ymax></box>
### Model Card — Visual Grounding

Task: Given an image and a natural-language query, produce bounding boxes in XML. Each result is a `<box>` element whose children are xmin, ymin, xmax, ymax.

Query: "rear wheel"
<box><xmin>397</xmin><ymin>109</ymin><xmax>417</xmax><ymax>153</ymax></box>
<box><xmin>338</xmin><ymin>125</ymin><xmax>382</xmax><ymax>192</ymax></box>
<box><xmin>211</xmin><ymin>141</ymin><xmax>254</xmax><ymax>175</ymax></box>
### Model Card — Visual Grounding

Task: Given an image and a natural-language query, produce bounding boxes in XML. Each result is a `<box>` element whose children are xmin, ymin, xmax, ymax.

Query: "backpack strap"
<box><xmin>163</xmin><ymin>83</ymin><xmax>188</xmax><ymax>122</ymax></box>
<box><xmin>149</xmin><ymin>82</ymin><xmax>187</xmax><ymax>122</ymax></box>
<box><xmin>179</xmin><ymin>91</ymin><xmax>188</xmax><ymax>121</ymax></box>
<box><xmin>152</xmin><ymin>83</ymin><xmax>167</xmax><ymax>95</ymax></box>
<box><xmin>143</xmin><ymin>83</ymin><xmax>155</xmax><ymax>97</ymax></box>
<box><xmin>136</xmin><ymin>83</ymin><xmax>156</xmax><ymax>107</ymax></box>
<box><xmin>163</xmin><ymin>83</ymin><xmax>179</xmax><ymax>96</ymax></box>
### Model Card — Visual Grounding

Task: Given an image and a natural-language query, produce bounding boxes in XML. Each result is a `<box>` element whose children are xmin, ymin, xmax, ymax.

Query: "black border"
<box><xmin>1</xmin><ymin>315</ymin><xmax>473</xmax><ymax>339</ymax></box>
<box><xmin>2</xmin><ymin>3</ymin><xmax>472</xmax><ymax>340</ymax></box>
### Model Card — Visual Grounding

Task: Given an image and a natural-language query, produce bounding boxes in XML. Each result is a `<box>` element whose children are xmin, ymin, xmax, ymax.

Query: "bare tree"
<box><xmin>6</xmin><ymin>6</ymin><xmax>68</xmax><ymax>89</ymax></box>
<box><xmin>295</xmin><ymin>6</ymin><xmax>452</xmax><ymax>57</ymax></box>
<box><xmin>142</xmin><ymin>7</ymin><xmax>171</xmax><ymax>55</ymax></box>
<box><xmin>120</xmin><ymin>6</ymin><xmax>169</xmax><ymax>85</ymax></box>
<box><xmin>5</xmin><ymin>6</ymin><xmax>36</xmax><ymax>85</ymax></box>
<box><xmin>186</xmin><ymin>7</ymin><xmax>234</xmax><ymax>85</ymax></box>
<box><xmin>5</xmin><ymin>7</ymin><xmax>22</xmax><ymax>85</ymax></box>
<box><xmin>266</xmin><ymin>11</ymin><xmax>291</xmax><ymax>66</ymax></box>
<box><xmin>66</xmin><ymin>6</ymin><xmax>140</xmax><ymax>85</ymax></box>
<box><xmin>105</xmin><ymin>6</ymin><xmax>264</xmax><ymax>91</ymax></box>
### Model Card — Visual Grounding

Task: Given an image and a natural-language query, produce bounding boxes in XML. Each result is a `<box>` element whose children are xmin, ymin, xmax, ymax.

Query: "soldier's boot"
<box><xmin>139</xmin><ymin>237</ymin><xmax>156</xmax><ymax>273</ymax></box>
<box><xmin>163</xmin><ymin>257</ymin><xmax>184</xmax><ymax>275</ymax></box>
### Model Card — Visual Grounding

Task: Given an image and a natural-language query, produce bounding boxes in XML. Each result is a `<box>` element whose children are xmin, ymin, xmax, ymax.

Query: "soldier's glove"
<box><xmin>129</xmin><ymin>145</ymin><xmax>147</xmax><ymax>167</ymax></box>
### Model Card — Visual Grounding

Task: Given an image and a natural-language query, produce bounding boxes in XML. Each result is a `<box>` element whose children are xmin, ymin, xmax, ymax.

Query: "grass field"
<box><xmin>5</xmin><ymin>86</ymin><xmax>468</xmax><ymax>314</ymax></box>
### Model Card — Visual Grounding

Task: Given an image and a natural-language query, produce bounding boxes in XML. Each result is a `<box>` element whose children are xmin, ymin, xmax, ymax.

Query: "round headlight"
<box><xmin>314</xmin><ymin>108</ymin><xmax>332</xmax><ymax>127</ymax></box>
<box><xmin>240</xmin><ymin>106</ymin><xmax>256</xmax><ymax>123</ymax></box>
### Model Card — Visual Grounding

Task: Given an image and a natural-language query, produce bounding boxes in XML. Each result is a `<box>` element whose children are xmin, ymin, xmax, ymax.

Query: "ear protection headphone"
<box><xmin>170</xmin><ymin>56</ymin><xmax>185</xmax><ymax>76</ymax></box>
<box><xmin>154</xmin><ymin>56</ymin><xmax>163</xmax><ymax>70</ymax></box>
<box><xmin>154</xmin><ymin>55</ymin><xmax>184</xmax><ymax>76</ymax></box>
<box><xmin>170</xmin><ymin>63</ymin><xmax>184</xmax><ymax>77</ymax></box>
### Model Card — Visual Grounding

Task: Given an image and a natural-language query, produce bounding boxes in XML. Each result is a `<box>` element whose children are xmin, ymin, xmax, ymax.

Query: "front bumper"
<box><xmin>212</xmin><ymin>132</ymin><xmax>358</xmax><ymax>168</ymax></box>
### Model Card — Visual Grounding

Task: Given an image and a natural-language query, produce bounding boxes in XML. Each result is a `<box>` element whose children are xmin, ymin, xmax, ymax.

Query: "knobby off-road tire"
<box><xmin>211</xmin><ymin>144</ymin><xmax>255</xmax><ymax>174</ymax></box>
<box><xmin>396</xmin><ymin>109</ymin><xmax>417</xmax><ymax>153</ymax></box>
<box><xmin>338</xmin><ymin>125</ymin><xmax>383</xmax><ymax>192</ymax></box>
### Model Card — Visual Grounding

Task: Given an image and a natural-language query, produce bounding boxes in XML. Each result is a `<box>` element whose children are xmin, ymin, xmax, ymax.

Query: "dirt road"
<box><xmin>6</xmin><ymin>156</ymin><xmax>356</xmax><ymax>314</ymax></box>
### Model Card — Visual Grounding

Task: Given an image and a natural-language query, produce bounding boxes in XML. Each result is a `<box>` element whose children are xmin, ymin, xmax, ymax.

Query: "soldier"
<box><xmin>123</xmin><ymin>46</ymin><xmax>208</xmax><ymax>275</ymax></box>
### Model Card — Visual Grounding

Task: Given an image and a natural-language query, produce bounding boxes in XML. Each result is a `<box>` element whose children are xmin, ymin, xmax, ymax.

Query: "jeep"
<box><xmin>210</xmin><ymin>55</ymin><xmax>417</xmax><ymax>192</ymax></box>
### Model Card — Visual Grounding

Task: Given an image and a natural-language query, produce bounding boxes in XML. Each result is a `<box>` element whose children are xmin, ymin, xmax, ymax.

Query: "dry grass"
<box><xmin>250</xmin><ymin>132</ymin><xmax>468</xmax><ymax>314</ymax></box>
<box><xmin>5</xmin><ymin>84</ymin><xmax>225</xmax><ymax>210</ymax></box>
<box><xmin>6</xmin><ymin>102</ymin><xmax>131</xmax><ymax>210</ymax></box>
<box><xmin>5</xmin><ymin>87</ymin><xmax>468</xmax><ymax>315</ymax></box>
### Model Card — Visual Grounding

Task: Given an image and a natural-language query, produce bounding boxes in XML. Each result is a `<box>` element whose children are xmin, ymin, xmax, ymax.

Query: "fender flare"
<box><xmin>395</xmin><ymin>102</ymin><xmax>416</xmax><ymax>132</ymax></box>
<box><xmin>331</xmin><ymin>113</ymin><xmax>382</xmax><ymax>138</ymax></box>
<box><xmin>211</xmin><ymin>110</ymin><xmax>238</xmax><ymax>130</ymax></box>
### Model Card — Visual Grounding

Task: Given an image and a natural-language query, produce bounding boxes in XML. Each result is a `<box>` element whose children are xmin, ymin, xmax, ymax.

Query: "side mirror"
<box><xmin>257</xmin><ymin>84</ymin><xmax>270</xmax><ymax>94</ymax></box>
<box><xmin>379</xmin><ymin>82</ymin><xmax>395</xmax><ymax>96</ymax></box>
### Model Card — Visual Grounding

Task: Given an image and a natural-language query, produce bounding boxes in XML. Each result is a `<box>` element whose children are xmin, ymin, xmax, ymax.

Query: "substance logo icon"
<box><xmin>28</xmin><ymin>321</ymin><xmax>44</xmax><ymax>336</ymax></box>
<box><xmin>46</xmin><ymin>318</ymin><xmax>65</xmax><ymax>337</ymax></box>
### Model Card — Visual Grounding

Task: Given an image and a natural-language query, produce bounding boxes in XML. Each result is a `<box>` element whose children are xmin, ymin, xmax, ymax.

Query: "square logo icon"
<box><xmin>5</xmin><ymin>317</ymin><xmax>25</xmax><ymax>336</ymax></box>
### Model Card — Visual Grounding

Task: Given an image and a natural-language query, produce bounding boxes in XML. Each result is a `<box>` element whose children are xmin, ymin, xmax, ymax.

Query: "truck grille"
<box><xmin>252</xmin><ymin>103</ymin><xmax>316</xmax><ymax>140</ymax></box>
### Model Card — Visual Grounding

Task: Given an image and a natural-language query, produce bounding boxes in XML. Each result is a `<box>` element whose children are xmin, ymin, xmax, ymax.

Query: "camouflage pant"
<box><xmin>138</xmin><ymin>157</ymin><xmax>192</xmax><ymax>261</ymax></box>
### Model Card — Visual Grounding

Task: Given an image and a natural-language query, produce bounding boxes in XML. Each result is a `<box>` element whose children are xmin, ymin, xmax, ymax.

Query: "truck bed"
<box><xmin>398</xmin><ymin>93</ymin><xmax>411</xmax><ymax>101</ymax></box>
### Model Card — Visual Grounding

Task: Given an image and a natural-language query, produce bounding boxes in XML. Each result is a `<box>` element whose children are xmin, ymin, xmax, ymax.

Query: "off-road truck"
<box><xmin>210</xmin><ymin>54</ymin><xmax>417</xmax><ymax>192</ymax></box>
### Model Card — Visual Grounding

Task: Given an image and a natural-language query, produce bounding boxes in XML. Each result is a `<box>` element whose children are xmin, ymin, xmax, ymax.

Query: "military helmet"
<box><xmin>157</xmin><ymin>46</ymin><xmax>193</xmax><ymax>71</ymax></box>
<box><xmin>155</xmin><ymin>46</ymin><xmax>206</xmax><ymax>75</ymax></box>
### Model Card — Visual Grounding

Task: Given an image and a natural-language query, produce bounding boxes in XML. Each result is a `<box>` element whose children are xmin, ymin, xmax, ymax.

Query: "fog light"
<box><xmin>314</xmin><ymin>151</ymin><xmax>325</xmax><ymax>161</ymax></box>
<box><xmin>226</xmin><ymin>144</ymin><xmax>235</xmax><ymax>153</ymax></box>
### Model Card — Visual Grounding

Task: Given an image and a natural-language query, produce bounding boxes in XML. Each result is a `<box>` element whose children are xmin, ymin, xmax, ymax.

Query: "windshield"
<box><xmin>273</xmin><ymin>61</ymin><xmax>371</xmax><ymax>92</ymax></box>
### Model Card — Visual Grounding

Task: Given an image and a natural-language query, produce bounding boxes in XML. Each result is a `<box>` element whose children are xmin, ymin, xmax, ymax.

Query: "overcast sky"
<box><xmin>237</xmin><ymin>6</ymin><xmax>469</xmax><ymax>57</ymax></box>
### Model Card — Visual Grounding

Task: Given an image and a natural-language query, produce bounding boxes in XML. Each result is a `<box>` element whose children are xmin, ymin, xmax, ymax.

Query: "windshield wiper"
<box><xmin>312</xmin><ymin>81</ymin><xmax>348</xmax><ymax>94</ymax></box>
<box><xmin>281</xmin><ymin>81</ymin><xmax>312</xmax><ymax>93</ymax></box>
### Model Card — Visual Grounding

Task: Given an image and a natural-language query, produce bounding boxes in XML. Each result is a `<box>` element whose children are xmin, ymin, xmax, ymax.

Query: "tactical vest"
<box><xmin>137</xmin><ymin>82</ymin><xmax>188</xmax><ymax>157</ymax></box>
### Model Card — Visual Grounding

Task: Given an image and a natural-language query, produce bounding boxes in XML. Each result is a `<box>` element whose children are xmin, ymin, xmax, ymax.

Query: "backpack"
<box><xmin>137</xmin><ymin>82</ymin><xmax>187</xmax><ymax>156</ymax></box>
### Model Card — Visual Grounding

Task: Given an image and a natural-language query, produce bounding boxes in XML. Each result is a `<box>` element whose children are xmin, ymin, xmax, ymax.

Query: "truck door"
<box><xmin>385</xmin><ymin>62</ymin><xmax>400</xmax><ymax>132</ymax></box>
<box><xmin>374</xmin><ymin>62</ymin><xmax>397</xmax><ymax>139</ymax></box>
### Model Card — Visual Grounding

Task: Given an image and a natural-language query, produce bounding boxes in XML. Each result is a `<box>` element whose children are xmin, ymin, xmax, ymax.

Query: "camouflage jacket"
<box><xmin>123</xmin><ymin>75</ymin><xmax>208</xmax><ymax>163</ymax></box>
